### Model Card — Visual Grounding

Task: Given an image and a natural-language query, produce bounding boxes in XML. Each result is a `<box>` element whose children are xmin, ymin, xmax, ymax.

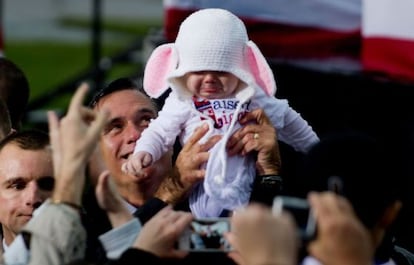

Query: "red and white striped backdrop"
<box><xmin>362</xmin><ymin>0</ymin><xmax>414</xmax><ymax>83</ymax></box>
<box><xmin>163</xmin><ymin>0</ymin><xmax>362</xmax><ymax>72</ymax></box>
<box><xmin>163</xmin><ymin>0</ymin><xmax>414</xmax><ymax>82</ymax></box>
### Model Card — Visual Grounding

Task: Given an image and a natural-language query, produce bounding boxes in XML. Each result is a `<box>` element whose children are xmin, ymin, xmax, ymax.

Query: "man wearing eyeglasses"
<box><xmin>0</xmin><ymin>130</ymin><xmax>54</xmax><ymax>257</ymax></box>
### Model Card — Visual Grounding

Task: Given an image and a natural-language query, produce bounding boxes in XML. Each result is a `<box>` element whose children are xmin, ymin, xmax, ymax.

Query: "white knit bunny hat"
<box><xmin>143</xmin><ymin>8</ymin><xmax>276</xmax><ymax>100</ymax></box>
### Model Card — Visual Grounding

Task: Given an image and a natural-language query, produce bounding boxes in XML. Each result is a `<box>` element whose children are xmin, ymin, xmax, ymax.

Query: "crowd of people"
<box><xmin>1</xmin><ymin>7</ymin><xmax>414</xmax><ymax>265</ymax></box>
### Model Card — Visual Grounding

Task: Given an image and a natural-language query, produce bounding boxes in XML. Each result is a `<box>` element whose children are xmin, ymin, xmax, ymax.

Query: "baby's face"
<box><xmin>184</xmin><ymin>71</ymin><xmax>240</xmax><ymax>99</ymax></box>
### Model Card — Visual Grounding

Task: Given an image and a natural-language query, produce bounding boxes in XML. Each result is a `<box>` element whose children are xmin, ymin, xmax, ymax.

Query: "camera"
<box><xmin>178</xmin><ymin>218</ymin><xmax>232</xmax><ymax>252</ymax></box>
<box><xmin>272</xmin><ymin>196</ymin><xmax>316</xmax><ymax>241</ymax></box>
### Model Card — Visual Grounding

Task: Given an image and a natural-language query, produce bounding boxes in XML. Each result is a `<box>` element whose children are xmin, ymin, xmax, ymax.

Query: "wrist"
<box><xmin>257</xmin><ymin>147</ymin><xmax>282</xmax><ymax>175</ymax></box>
<box><xmin>52</xmin><ymin>178</ymin><xmax>84</xmax><ymax>207</ymax></box>
<box><xmin>155</xmin><ymin>169</ymin><xmax>188</xmax><ymax>205</ymax></box>
<box><xmin>256</xmin><ymin>159</ymin><xmax>281</xmax><ymax>176</ymax></box>
<box><xmin>260</xmin><ymin>168</ymin><xmax>281</xmax><ymax>175</ymax></box>
<box><xmin>154</xmin><ymin>182</ymin><xmax>183</xmax><ymax>205</ymax></box>
<box><xmin>54</xmin><ymin>168</ymin><xmax>86</xmax><ymax>202</ymax></box>
<box><xmin>50</xmin><ymin>199</ymin><xmax>82</xmax><ymax>214</ymax></box>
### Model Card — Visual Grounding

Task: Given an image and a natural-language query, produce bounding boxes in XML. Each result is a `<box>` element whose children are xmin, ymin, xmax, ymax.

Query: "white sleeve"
<box><xmin>15</xmin><ymin>200</ymin><xmax>86</xmax><ymax>265</ymax></box>
<box><xmin>277</xmin><ymin>106</ymin><xmax>319</xmax><ymax>153</ymax></box>
<box><xmin>134</xmin><ymin>92</ymin><xmax>192</xmax><ymax>162</ymax></box>
<box><xmin>98</xmin><ymin>219</ymin><xmax>141</xmax><ymax>260</ymax></box>
<box><xmin>253</xmin><ymin>89</ymin><xmax>319</xmax><ymax>153</ymax></box>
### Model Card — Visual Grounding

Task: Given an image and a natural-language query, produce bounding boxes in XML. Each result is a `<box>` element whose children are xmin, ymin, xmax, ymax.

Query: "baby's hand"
<box><xmin>122</xmin><ymin>152</ymin><xmax>153</xmax><ymax>176</ymax></box>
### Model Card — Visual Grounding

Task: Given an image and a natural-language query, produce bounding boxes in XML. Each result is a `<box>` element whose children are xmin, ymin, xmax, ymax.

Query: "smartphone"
<box><xmin>178</xmin><ymin>218</ymin><xmax>232</xmax><ymax>252</ymax></box>
<box><xmin>272</xmin><ymin>196</ymin><xmax>316</xmax><ymax>241</ymax></box>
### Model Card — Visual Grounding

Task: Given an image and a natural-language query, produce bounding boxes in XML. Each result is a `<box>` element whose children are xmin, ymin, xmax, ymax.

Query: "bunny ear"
<box><xmin>245</xmin><ymin>41</ymin><xmax>276</xmax><ymax>96</ymax></box>
<box><xmin>143</xmin><ymin>43</ymin><xmax>178</xmax><ymax>98</ymax></box>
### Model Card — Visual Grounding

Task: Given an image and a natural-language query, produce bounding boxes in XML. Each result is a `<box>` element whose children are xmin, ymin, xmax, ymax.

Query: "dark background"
<box><xmin>272</xmin><ymin>63</ymin><xmax>414</xmax><ymax>252</ymax></box>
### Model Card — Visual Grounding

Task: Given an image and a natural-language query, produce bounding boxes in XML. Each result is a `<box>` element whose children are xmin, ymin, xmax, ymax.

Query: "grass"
<box><xmin>59</xmin><ymin>16</ymin><xmax>162</xmax><ymax>37</ymax></box>
<box><xmin>2</xmin><ymin>16</ymin><xmax>162</xmax><ymax>129</ymax></box>
<box><xmin>6</xmin><ymin>41</ymin><xmax>90</xmax><ymax>103</ymax></box>
<box><xmin>4</xmin><ymin>17</ymin><xmax>162</xmax><ymax>113</ymax></box>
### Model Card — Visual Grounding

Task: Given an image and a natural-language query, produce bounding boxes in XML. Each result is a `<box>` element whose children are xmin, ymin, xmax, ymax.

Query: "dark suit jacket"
<box><xmin>81</xmin><ymin>149</ymin><xmax>285</xmax><ymax>264</ymax></box>
<box><xmin>82</xmin><ymin>188</ymin><xmax>238</xmax><ymax>265</ymax></box>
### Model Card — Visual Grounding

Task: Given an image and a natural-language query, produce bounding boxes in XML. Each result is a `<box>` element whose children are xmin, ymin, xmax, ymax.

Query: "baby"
<box><xmin>123</xmin><ymin>8</ymin><xmax>319</xmax><ymax>217</ymax></box>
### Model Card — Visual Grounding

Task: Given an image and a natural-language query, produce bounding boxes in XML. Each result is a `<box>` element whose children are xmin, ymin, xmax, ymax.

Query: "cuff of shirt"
<box><xmin>98</xmin><ymin>218</ymin><xmax>141</xmax><ymax>260</ymax></box>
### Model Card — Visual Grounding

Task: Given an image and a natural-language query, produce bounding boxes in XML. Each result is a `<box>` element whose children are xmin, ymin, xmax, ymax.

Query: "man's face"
<box><xmin>96</xmin><ymin>90</ymin><xmax>172</xmax><ymax>203</ymax></box>
<box><xmin>0</xmin><ymin>144</ymin><xmax>53</xmax><ymax>244</ymax></box>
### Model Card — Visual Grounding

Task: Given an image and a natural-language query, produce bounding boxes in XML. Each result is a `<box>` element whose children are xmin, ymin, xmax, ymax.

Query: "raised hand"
<box><xmin>133</xmin><ymin>206</ymin><xmax>193</xmax><ymax>259</ymax></box>
<box><xmin>95</xmin><ymin>171</ymin><xmax>133</xmax><ymax>228</ymax></box>
<box><xmin>48</xmin><ymin>82</ymin><xmax>108</xmax><ymax>206</ymax></box>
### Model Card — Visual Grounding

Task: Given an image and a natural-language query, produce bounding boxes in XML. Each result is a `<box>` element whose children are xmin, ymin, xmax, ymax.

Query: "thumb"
<box><xmin>143</xmin><ymin>154</ymin><xmax>153</xmax><ymax>167</ymax></box>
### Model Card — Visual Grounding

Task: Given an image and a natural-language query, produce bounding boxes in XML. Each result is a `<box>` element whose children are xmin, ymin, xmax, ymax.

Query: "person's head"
<box><xmin>90</xmin><ymin>78</ymin><xmax>171</xmax><ymax>206</ymax></box>
<box><xmin>0</xmin><ymin>99</ymin><xmax>12</xmax><ymax>140</ymax></box>
<box><xmin>0</xmin><ymin>130</ymin><xmax>54</xmax><ymax>245</ymax></box>
<box><xmin>0</xmin><ymin>58</ymin><xmax>30</xmax><ymax>130</ymax></box>
<box><xmin>183</xmin><ymin>71</ymin><xmax>240</xmax><ymax>99</ymax></box>
<box><xmin>142</xmin><ymin>8</ymin><xmax>276</xmax><ymax>102</ymax></box>
<box><xmin>301</xmin><ymin>131</ymin><xmax>402</xmax><ymax>254</ymax></box>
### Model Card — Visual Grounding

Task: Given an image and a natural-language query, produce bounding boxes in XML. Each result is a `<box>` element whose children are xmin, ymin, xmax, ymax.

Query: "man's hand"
<box><xmin>133</xmin><ymin>206</ymin><xmax>193</xmax><ymax>259</ymax></box>
<box><xmin>155</xmin><ymin>123</ymin><xmax>221</xmax><ymax>205</ymax></box>
<box><xmin>48</xmin><ymin>82</ymin><xmax>108</xmax><ymax>206</ymax></box>
<box><xmin>307</xmin><ymin>192</ymin><xmax>374</xmax><ymax>265</ymax></box>
<box><xmin>95</xmin><ymin>171</ymin><xmax>133</xmax><ymax>228</ymax></box>
<box><xmin>227</xmin><ymin>109</ymin><xmax>281</xmax><ymax>175</ymax></box>
<box><xmin>226</xmin><ymin>203</ymin><xmax>298</xmax><ymax>265</ymax></box>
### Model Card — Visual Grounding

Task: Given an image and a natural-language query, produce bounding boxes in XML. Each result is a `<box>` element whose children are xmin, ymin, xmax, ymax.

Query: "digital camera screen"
<box><xmin>178</xmin><ymin>218</ymin><xmax>231</xmax><ymax>252</ymax></box>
